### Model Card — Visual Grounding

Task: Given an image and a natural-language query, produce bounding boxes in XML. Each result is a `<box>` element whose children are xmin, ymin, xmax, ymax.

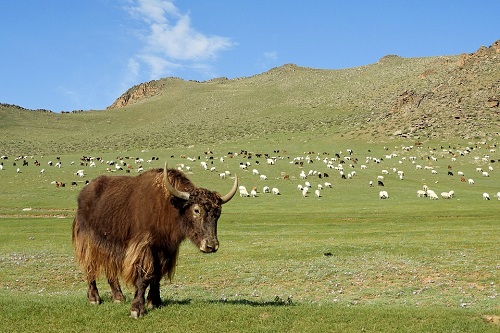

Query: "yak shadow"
<box><xmin>161</xmin><ymin>297</ymin><xmax>294</xmax><ymax>307</ymax></box>
<box><xmin>209</xmin><ymin>296</ymin><xmax>294</xmax><ymax>307</ymax></box>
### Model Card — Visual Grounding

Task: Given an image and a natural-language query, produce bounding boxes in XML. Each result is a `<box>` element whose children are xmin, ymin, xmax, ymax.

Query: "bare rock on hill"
<box><xmin>107</xmin><ymin>81</ymin><xmax>159</xmax><ymax>109</ymax></box>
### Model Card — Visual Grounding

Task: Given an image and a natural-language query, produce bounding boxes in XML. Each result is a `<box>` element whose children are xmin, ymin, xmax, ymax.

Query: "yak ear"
<box><xmin>221</xmin><ymin>175</ymin><xmax>238</xmax><ymax>204</ymax></box>
<box><xmin>163</xmin><ymin>163</ymin><xmax>190</xmax><ymax>200</ymax></box>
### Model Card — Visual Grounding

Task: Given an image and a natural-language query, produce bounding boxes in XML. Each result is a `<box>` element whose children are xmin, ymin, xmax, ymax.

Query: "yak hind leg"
<box><xmin>108</xmin><ymin>277</ymin><xmax>125</xmax><ymax>303</ymax></box>
<box><xmin>147</xmin><ymin>278</ymin><xmax>162</xmax><ymax>309</ymax></box>
<box><xmin>130</xmin><ymin>276</ymin><xmax>151</xmax><ymax>318</ymax></box>
<box><xmin>87</xmin><ymin>280</ymin><xmax>101</xmax><ymax>305</ymax></box>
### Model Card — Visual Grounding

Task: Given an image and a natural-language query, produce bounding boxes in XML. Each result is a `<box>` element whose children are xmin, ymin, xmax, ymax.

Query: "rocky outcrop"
<box><xmin>107</xmin><ymin>81</ymin><xmax>159</xmax><ymax>109</ymax></box>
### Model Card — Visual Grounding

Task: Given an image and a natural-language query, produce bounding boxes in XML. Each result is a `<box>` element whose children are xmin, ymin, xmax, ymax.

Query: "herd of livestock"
<box><xmin>1</xmin><ymin>142</ymin><xmax>499</xmax><ymax>202</ymax></box>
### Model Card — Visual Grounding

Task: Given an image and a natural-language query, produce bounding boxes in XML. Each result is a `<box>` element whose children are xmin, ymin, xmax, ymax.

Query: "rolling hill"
<box><xmin>1</xmin><ymin>39</ymin><xmax>498</xmax><ymax>155</ymax></box>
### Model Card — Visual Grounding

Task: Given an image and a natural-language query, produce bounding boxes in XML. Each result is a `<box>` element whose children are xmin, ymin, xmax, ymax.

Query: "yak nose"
<box><xmin>200</xmin><ymin>239</ymin><xmax>219</xmax><ymax>253</ymax></box>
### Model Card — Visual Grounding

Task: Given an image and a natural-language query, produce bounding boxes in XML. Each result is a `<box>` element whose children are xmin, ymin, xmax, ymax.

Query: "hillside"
<box><xmin>0</xmin><ymin>40</ymin><xmax>498</xmax><ymax>155</ymax></box>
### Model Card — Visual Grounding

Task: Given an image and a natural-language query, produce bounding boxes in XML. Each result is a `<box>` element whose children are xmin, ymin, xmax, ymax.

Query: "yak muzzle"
<box><xmin>200</xmin><ymin>239</ymin><xmax>219</xmax><ymax>253</ymax></box>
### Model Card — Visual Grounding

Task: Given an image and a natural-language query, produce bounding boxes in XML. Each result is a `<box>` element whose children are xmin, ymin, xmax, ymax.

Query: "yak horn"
<box><xmin>163</xmin><ymin>163</ymin><xmax>190</xmax><ymax>200</ymax></box>
<box><xmin>221</xmin><ymin>175</ymin><xmax>238</xmax><ymax>204</ymax></box>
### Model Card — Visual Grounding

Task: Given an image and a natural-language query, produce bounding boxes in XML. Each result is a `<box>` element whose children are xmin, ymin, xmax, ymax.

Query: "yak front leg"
<box><xmin>130</xmin><ymin>275</ymin><xmax>151</xmax><ymax>318</ymax></box>
<box><xmin>147</xmin><ymin>277</ymin><xmax>162</xmax><ymax>309</ymax></box>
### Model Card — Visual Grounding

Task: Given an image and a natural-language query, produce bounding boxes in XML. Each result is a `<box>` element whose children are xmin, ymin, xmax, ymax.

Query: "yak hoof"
<box><xmin>89</xmin><ymin>300</ymin><xmax>100</xmax><ymax>305</ymax></box>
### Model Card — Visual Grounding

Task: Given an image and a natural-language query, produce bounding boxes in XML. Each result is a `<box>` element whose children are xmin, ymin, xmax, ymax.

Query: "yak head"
<box><xmin>163</xmin><ymin>164</ymin><xmax>238</xmax><ymax>253</ymax></box>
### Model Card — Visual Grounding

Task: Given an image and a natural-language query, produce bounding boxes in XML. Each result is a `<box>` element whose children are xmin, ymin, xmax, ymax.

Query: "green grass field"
<box><xmin>0</xmin><ymin>138</ymin><xmax>499</xmax><ymax>332</ymax></box>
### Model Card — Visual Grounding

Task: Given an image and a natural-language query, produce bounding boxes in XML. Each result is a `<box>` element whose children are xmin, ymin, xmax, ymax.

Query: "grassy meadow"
<box><xmin>0</xmin><ymin>136</ymin><xmax>499</xmax><ymax>332</ymax></box>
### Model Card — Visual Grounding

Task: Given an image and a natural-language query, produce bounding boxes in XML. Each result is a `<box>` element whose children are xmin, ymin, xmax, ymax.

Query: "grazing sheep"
<box><xmin>483</xmin><ymin>193</ymin><xmax>490</xmax><ymax>200</ymax></box>
<box><xmin>239</xmin><ymin>186</ymin><xmax>250</xmax><ymax>197</ymax></box>
<box><xmin>440</xmin><ymin>191</ymin><xmax>452</xmax><ymax>199</ymax></box>
<box><xmin>250</xmin><ymin>189</ymin><xmax>257</xmax><ymax>197</ymax></box>
<box><xmin>417</xmin><ymin>190</ymin><xmax>427</xmax><ymax>197</ymax></box>
<box><xmin>302</xmin><ymin>187</ymin><xmax>309</xmax><ymax>197</ymax></box>
<box><xmin>259</xmin><ymin>174</ymin><xmax>268</xmax><ymax>180</ymax></box>
<box><xmin>219</xmin><ymin>172</ymin><xmax>226</xmax><ymax>179</ymax></box>
<box><xmin>495</xmin><ymin>192</ymin><xmax>500</xmax><ymax>200</ymax></box>
<box><xmin>379</xmin><ymin>190</ymin><xmax>389</xmax><ymax>199</ymax></box>
<box><xmin>468</xmin><ymin>179</ymin><xmax>475</xmax><ymax>185</ymax></box>
<box><xmin>482</xmin><ymin>171</ymin><xmax>490</xmax><ymax>177</ymax></box>
<box><xmin>272</xmin><ymin>187</ymin><xmax>280</xmax><ymax>195</ymax></box>
<box><xmin>324</xmin><ymin>182</ymin><xmax>332</xmax><ymax>188</ymax></box>
<box><xmin>427</xmin><ymin>190</ymin><xmax>439</xmax><ymax>200</ymax></box>
<box><xmin>314</xmin><ymin>189</ymin><xmax>321</xmax><ymax>198</ymax></box>
<box><xmin>263</xmin><ymin>186</ymin><xmax>270</xmax><ymax>193</ymax></box>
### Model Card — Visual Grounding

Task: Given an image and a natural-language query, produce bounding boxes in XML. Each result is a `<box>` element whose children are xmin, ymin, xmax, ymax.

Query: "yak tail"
<box><xmin>72</xmin><ymin>216</ymin><xmax>101</xmax><ymax>282</ymax></box>
<box><xmin>72</xmin><ymin>216</ymin><xmax>124</xmax><ymax>283</ymax></box>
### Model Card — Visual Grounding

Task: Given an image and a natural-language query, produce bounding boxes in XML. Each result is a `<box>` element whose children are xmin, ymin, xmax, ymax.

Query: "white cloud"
<box><xmin>126</xmin><ymin>0</ymin><xmax>233</xmax><ymax>79</ymax></box>
<box><xmin>263</xmin><ymin>51</ymin><xmax>278</xmax><ymax>61</ymax></box>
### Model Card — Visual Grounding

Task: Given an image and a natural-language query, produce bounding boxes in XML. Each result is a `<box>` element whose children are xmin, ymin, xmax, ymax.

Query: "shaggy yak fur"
<box><xmin>72</xmin><ymin>166</ymin><xmax>237</xmax><ymax>318</ymax></box>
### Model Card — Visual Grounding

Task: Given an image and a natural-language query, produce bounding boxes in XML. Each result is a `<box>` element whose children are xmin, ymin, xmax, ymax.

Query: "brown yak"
<box><xmin>72</xmin><ymin>163</ymin><xmax>237</xmax><ymax>318</ymax></box>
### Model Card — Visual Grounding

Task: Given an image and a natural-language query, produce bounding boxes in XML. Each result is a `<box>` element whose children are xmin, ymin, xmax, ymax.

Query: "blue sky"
<box><xmin>1</xmin><ymin>0</ymin><xmax>499</xmax><ymax>112</ymax></box>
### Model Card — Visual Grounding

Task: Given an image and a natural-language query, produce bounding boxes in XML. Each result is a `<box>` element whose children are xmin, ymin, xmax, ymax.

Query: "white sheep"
<box><xmin>495</xmin><ymin>192</ymin><xmax>500</xmax><ymax>200</ymax></box>
<box><xmin>272</xmin><ymin>187</ymin><xmax>280</xmax><ymax>195</ymax></box>
<box><xmin>314</xmin><ymin>189</ymin><xmax>321</xmax><ymax>198</ymax></box>
<box><xmin>250</xmin><ymin>189</ymin><xmax>257</xmax><ymax>197</ymax></box>
<box><xmin>468</xmin><ymin>179</ymin><xmax>475</xmax><ymax>185</ymax></box>
<box><xmin>263</xmin><ymin>186</ymin><xmax>270</xmax><ymax>193</ymax></box>
<box><xmin>324</xmin><ymin>182</ymin><xmax>332</xmax><ymax>188</ymax></box>
<box><xmin>482</xmin><ymin>171</ymin><xmax>490</xmax><ymax>177</ymax></box>
<box><xmin>483</xmin><ymin>193</ymin><xmax>490</xmax><ymax>200</ymax></box>
<box><xmin>239</xmin><ymin>186</ymin><xmax>249</xmax><ymax>197</ymax></box>
<box><xmin>259</xmin><ymin>174</ymin><xmax>268</xmax><ymax>180</ymax></box>
<box><xmin>427</xmin><ymin>190</ymin><xmax>439</xmax><ymax>200</ymax></box>
<box><xmin>302</xmin><ymin>187</ymin><xmax>309</xmax><ymax>197</ymax></box>
<box><xmin>417</xmin><ymin>190</ymin><xmax>427</xmax><ymax>197</ymax></box>
<box><xmin>219</xmin><ymin>173</ymin><xmax>226</xmax><ymax>179</ymax></box>
<box><xmin>379</xmin><ymin>190</ymin><xmax>389</xmax><ymax>199</ymax></box>
<box><xmin>252</xmin><ymin>169</ymin><xmax>259</xmax><ymax>175</ymax></box>
<box><xmin>440</xmin><ymin>191</ymin><xmax>452</xmax><ymax>199</ymax></box>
